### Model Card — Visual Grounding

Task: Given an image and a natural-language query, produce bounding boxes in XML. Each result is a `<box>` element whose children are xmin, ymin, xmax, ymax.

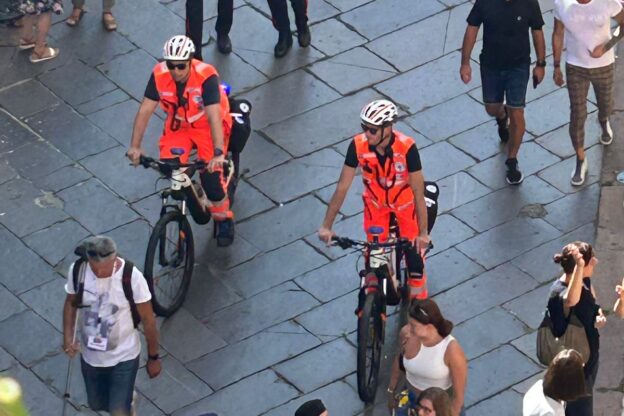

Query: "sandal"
<box><xmin>19</xmin><ymin>39</ymin><xmax>36</xmax><ymax>50</ymax></box>
<box><xmin>30</xmin><ymin>46</ymin><xmax>60</xmax><ymax>63</ymax></box>
<box><xmin>66</xmin><ymin>7</ymin><xmax>85</xmax><ymax>27</ymax></box>
<box><xmin>102</xmin><ymin>12</ymin><xmax>117</xmax><ymax>31</ymax></box>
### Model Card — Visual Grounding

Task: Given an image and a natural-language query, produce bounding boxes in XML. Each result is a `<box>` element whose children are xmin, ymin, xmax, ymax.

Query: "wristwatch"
<box><xmin>148</xmin><ymin>353</ymin><xmax>160</xmax><ymax>361</ymax></box>
<box><xmin>536</xmin><ymin>59</ymin><xmax>547</xmax><ymax>67</ymax></box>
<box><xmin>214</xmin><ymin>148</ymin><xmax>224</xmax><ymax>157</ymax></box>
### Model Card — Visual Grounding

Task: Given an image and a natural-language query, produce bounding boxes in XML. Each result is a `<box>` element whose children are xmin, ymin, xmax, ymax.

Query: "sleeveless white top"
<box><xmin>403</xmin><ymin>335</ymin><xmax>454</xmax><ymax>390</ymax></box>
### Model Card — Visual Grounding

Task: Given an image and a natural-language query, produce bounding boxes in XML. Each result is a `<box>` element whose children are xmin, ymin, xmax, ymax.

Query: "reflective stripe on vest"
<box><xmin>152</xmin><ymin>59</ymin><xmax>231</xmax><ymax>132</ymax></box>
<box><xmin>354</xmin><ymin>131</ymin><xmax>416</xmax><ymax>209</ymax></box>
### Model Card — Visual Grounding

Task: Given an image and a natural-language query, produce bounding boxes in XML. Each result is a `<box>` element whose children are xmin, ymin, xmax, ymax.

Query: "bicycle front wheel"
<box><xmin>357</xmin><ymin>292</ymin><xmax>383</xmax><ymax>403</ymax></box>
<box><xmin>144</xmin><ymin>211</ymin><xmax>194</xmax><ymax>317</ymax></box>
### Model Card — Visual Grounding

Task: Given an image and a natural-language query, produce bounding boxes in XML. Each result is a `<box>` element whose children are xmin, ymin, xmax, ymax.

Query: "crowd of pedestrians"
<box><xmin>4</xmin><ymin>0</ymin><xmax>624</xmax><ymax>415</ymax></box>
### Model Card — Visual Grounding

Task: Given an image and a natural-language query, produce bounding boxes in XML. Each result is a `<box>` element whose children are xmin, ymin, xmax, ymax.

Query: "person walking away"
<box><xmin>552</xmin><ymin>0</ymin><xmax>624</xmax><ymax>186</ymax></box>
<box><xmin>460</xmin><ymin>0</ymin><xmax>546</xmax><ymax>185</ymax></box>
<box><xmin>548</xmin><ymin>242</ymin><xmax>606</xmax><ymax>415</ymax></box>
<box><xmin>523</xmin><ymin>349</ymin><xmax>586</xmax><ymax>416</ymax></box>
<box><xmin>62</xmin><ymin>236</ymin><xmax>161</xmax><ymax>416</ymax></box>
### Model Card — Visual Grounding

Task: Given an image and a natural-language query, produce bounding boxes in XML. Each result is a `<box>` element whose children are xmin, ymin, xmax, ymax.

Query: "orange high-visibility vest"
<box><xmin>354</xmin><ymin>131</ymin><xmax>416</xmax><ymax>210</ymax></box>
<box><xmin>153</xmin><ymin>59</ymin><xmax>231</xmax><ymax>135</ymax></box>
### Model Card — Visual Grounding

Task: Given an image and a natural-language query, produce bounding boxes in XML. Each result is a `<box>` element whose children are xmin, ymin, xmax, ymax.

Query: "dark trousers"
<box><xmin>185</xmin><ymin>0</ymin><xmax>203</xmax><ymax>60</ymax></box>
<box><xmin>215</xmin><ymin>0</ymin><xmax>234</xmax><ymax>35</ymax></box>
<box><xmin>267</xmin><ymin>0</ymin><xmax>308</xmax><ymax>33</ymax></box>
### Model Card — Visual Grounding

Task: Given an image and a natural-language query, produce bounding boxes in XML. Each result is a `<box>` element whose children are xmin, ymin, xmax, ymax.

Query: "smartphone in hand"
<box><xmin>533</xmin><ymin>74</ymin><xmax>540</xmax><ymax>89</ymax></box>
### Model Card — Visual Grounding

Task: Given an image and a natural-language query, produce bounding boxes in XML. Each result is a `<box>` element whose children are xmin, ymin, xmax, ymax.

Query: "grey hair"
<box><xmin>78</xmin><ymin>235</ymin><xmax>117</xmax><ymax>262</ymax></box>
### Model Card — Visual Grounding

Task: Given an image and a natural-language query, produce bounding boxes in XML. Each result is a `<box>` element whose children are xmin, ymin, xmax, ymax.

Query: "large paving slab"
<box><xmin>241</xmin><ymin>69</ymin><xmax>340</xmax><ymax>130</ymax></box>
<box><xmin>225</xmin><ymin>239</ymin><xmax>327</xmax><ymax>298</ymax></box>
<box><xmin>340</xmin><ymin>0</ymin><xmax>445</xmax><ymax>40</ymax></box>
<box><xmin>376</xmin><ymin>52</ymin><xmax>478</xmax><ymax>114</ymax></box>
<box><xmin>248</xmin><ymin>148</ymin><xmax>344</xmax><ymax>202</ymax></box>
<box><xmin>188</xmin><ymin>321</ymin><xmax>321</xmax><ymax>390</ymax></box>
<box><xmin>172</xmin><ymin>369</ymin><xmax>299</xmax><ymax>416</ymax></box>
<box><xmin>308</xmin><ymin>47</ymin><xmax>396</xmax><ymax>95</ymax></box>
<box><xmin>456</xmin><ymin>217</ymin><xmax>562</xmax><ymax>269</ymax></box>
<box><xmin>367</xmin><ymin>11</ymin><xmax>448</xmax><ymax>72</ymax></box>
<box><xmin>57</xmin><ymin>178</ymin><xmax>139</xmax><ymax>234</ymax></box>
<box><xmin>433</xmin><ymin>263</ymin><xmax>538</xmax><ymax>325</ymax></box>
<box><xmin>261</xmin><ymin>88</ymin><xmax>379</xmax><ymax>157</ymax></box>
<box><xmin>204</xmin><ymin>281</ymin><xmax>319</xmax><ymax>343</ymax></box>
<box><xmin>0</xmin><ymin>310</ymin><xmax>61</xmax><ymax>367</ymax></box>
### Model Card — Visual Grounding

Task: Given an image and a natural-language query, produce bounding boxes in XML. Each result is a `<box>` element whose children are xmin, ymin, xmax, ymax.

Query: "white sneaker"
<box><xmin>571</xmin><ymin>158</ymin><xmax>588</xmax><ymax>186</ymax></box>
<box><xmin>600</xmin><ymin>120</ymin><xmax>613</xmax><ymax>145</ymax></box>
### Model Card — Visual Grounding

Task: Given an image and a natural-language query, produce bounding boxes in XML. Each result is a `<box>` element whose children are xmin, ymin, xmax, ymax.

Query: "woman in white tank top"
<box><xmin>387</xmin><ymin>299</ymin><xmax>467</xmax><ymax>416</ymax></box>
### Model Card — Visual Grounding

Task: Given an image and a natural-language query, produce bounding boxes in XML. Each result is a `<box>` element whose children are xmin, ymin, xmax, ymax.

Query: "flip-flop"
<box><xmin>102</xmin><ymin>12</ymin><xmax>117</xmax><ymax>31</ymax></box>
<box><xmin>19</xmin><ymin>40</ymin><xmax>35</xmax><ymax>50</ymax></box>
<box><xmin>66</xmin><ymin>8</ymin><xmax>85</xmax><ymax>27</ymax></box>
<box><xmin>30</xmin><ymin>47</ymin><xmax>60</xmax><ymax>63</ymax></box>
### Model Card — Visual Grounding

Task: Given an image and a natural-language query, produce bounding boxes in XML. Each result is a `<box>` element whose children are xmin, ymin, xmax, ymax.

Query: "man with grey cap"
<box><xmin>62</xmin><ymin>236</ymin><xmax>161</xmax><ymax>416</ymax></box>
<box><xmin>295</xmin><ymin>399</ymin><xmax>328</xmax><ymax>416</ymax></box>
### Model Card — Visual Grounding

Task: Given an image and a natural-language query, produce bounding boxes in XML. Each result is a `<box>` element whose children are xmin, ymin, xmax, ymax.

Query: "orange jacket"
<box><xmin>354</xmin><ymin>131</ymin><xmax>416</xmax><ymax>210</ymax></box>
<box><xmin>153</xmin><ymin>59</ymin><xmax>232</xmax><ymax>135</ymax></box>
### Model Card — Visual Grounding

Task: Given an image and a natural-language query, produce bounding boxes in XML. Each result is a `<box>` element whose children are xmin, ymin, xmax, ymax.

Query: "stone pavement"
<box><xmin>0</xmin><ymin>0</ymin><xmax>615</xmax><ymax>415</ymax></box>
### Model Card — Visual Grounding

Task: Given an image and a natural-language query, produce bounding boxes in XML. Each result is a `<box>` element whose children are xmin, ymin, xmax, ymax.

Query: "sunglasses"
<box><xmin>361</xmin><ymin>123</ymin><xmax>380</xmax><ymax>135</ymax></box>
<box><xmin>166</xmin><ymin>61</ymin><xmax>188</xmax><ymax>71</ymax></box>
<box><xmin>87</xmin><ymin>249</ymin><xmax>115</xmax><ymax>259</ymax></box>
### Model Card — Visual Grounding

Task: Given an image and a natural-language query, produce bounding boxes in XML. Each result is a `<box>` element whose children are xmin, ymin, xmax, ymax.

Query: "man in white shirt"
<box><xmin>552</xmin><ymin>0</ymin><xmax>624</xmax><ymax>186</ymax></box>
<box><xmin>62</xmin><ymin>236</ymin><xmax>161</xmax><ymax>416</ymax></box>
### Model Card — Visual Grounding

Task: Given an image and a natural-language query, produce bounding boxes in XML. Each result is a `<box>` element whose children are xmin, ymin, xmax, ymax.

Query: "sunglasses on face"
<box><xmin>361</xmin><ymin>123</ymin><xmax>380</xmax><ymax>135</ymax></box>
<box><xmin>166</xmin><ymin>61</ymin><xmax>188</xmax><ymax>71</ymax></box>
<box><xmin>87</xmin><ymin>250</ymin><xmax>115</xmax><ymax>259</ymax></box>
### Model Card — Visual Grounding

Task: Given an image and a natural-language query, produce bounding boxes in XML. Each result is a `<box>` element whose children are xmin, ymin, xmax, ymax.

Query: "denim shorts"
<box><xmin>81</xmin><ymin>355</ymin><xmax>140</xmax><ymax>415</ymax></box>
<box><xmin>480</xmin><ymin>64</ymin><xmax>530</xmax><ymax>108</ymax></box>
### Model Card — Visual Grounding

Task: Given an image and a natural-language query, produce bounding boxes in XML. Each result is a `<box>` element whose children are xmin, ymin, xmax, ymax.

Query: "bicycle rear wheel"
<box><xmin>144</xmin><ymin>210</ymin><xmax>194</xmax><ymax>317</ymax></box>
<box><xmin>357</xmin><ymin>292</ymin><xmax>383</xmax><ymax>403</ymax></box>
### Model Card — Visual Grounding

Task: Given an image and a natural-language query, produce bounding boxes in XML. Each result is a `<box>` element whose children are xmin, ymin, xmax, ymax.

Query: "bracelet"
<box><xmin>553</xmin><ymin>61</ymin><xmax>561</xmax><ymax>68</ymax></box>
<box><xmin>387</xmin><ymin>387</ymin><xmax>395</xmax><ymax>394</ymax></box>
<box><xmin>148</xmin><ymin>353</ymin><xmax>160</xmax><ymax>361</ymax></box>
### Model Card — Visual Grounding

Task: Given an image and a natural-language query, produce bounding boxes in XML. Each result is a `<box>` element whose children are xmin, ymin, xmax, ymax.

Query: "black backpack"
<box><xmin>72</xmin><ymin>258</ymin><xmax>141</xmax><ymax>328</ymax></box>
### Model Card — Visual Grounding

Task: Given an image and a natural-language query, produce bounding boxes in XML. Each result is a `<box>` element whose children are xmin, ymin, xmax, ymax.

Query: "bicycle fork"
<box><xmin>356</xmin><ymin>271</ymin><xmax>387</xmax><ymax>343</ymax></box>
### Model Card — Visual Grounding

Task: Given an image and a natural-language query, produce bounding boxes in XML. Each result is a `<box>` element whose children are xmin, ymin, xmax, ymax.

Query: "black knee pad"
<box><xmin>405</xmin><ymin>246</ymin><xmax>424</xmax><ymax>276</ymax></box>
<box><xmin>200</xmin><ymin>171</ymin><xmax>226</xmax><ymax>202</ymax></box>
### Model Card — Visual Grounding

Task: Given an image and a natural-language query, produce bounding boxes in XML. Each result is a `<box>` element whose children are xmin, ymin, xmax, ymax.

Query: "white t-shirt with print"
<box><xmin>554</xmin><ymin>0</ymin><xmax>623</xmax><ymax>68</ymax></box>
<box><xmin>523</xmin><ymin>380</ymin><xmax>566</xmax><ymax>416</ymax></box>
<box><xmin>65</xmin><ymin>258</ymin><xmax>151</xmax><ymax>367</ymax></box>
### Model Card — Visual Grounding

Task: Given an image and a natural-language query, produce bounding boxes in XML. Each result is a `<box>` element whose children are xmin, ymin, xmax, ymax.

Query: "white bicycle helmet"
<box><xmin>163</xmin><ymin>35</ymin><xmax>196</xmax><ymax>60</ymax></box>
<box><xmin>360</xmin><ymin>99</ymin><xmax>398</xmax><ymax>126</ymax></box>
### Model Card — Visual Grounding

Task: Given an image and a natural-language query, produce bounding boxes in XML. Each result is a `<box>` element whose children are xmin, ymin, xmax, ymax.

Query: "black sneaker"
<box><xmin>496</xmin><ymin>109</ymin><xmax>509</xmax><ymax>143</ymax></box>
<box><xmin>215</xmin><ymin>218</ymin><xmax>235</xmax><ymax>247</ymax></box>
<box><xmin>216</xmin><ymin>33</ymin><xmax>232</xmax><ymax>54</ymax></box>
<box><xmin>505</xmin><ymin>158</ymin><xmax>524</xmax><ymax>185</ymax></box>
<box><xmin>274</xmin><ymin>31</ymin><xmax>293</xmax><ymax>58</ymax></box>
<box><xmin>297</xmin><ymin>25</ymin><xmax>311</xmax><ymax>47</ymax></box>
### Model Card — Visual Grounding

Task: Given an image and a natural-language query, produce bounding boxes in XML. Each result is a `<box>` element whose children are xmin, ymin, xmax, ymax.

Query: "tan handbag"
<box><xmin>536</xmin><ymin>309</ymin><xmax>590</xmax><ymax>366</ymax></box>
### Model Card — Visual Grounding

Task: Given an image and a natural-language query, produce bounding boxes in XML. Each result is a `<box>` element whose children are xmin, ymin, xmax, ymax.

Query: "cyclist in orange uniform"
<box><xmin>127</xmin><ymin>35</ymin><xmax>235</xmax><ymax>247</ymax></box>
<box><xmin>318</xmin><ymin>99</ymin><xmax>431</xmax><ymax>299</ymax></box>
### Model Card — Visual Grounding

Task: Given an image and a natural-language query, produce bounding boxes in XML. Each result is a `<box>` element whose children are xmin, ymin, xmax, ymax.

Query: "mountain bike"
<box><xmin>331</xmin><ymin>181</ymin><xmax>439</xmax><ymax>403</ymax></box>
<box><xmin>138</xmin><ymin>150</ymin><xmax>235</xmax><ymax>316</ymax></box>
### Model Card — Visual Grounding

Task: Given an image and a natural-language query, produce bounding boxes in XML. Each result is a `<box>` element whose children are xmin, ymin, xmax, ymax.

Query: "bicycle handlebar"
<box><xmin>139</xmin><ymin>155</ymin><xmax>207</xmax><ymax>173</ymax></box>
<box><xmin>331</xmin><ymin>235</ymin><xmax>433</xmax><ymax>253</ymax></box>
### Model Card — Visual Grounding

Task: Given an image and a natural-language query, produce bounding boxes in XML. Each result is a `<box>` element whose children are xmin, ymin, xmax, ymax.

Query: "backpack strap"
<box><xmin>121</xmin><ymin>260</ymin><xmax>141</xmax><ymax>328</ymax></box>
<box><xmin>71</xmin><ymin>258</ymin><xmax>86</xmax><ymax>308</ymax></box>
